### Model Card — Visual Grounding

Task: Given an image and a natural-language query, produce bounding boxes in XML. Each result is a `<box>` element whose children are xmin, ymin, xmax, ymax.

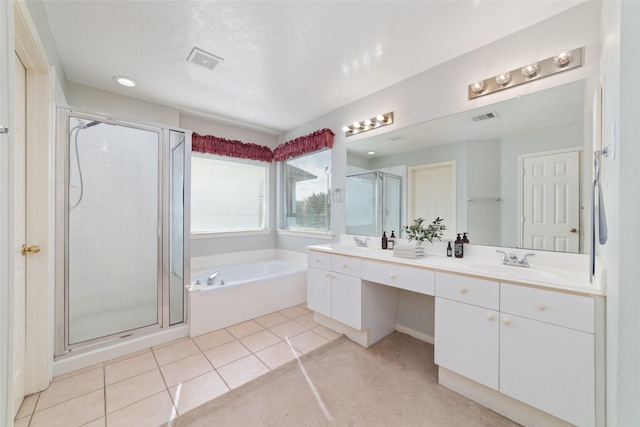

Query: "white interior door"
<box><xmin>12</xmin><ymin>51</ymin><xmax>26</xmax><ymax>418</ymax></box>
<box><xmin>408</xmin><ymin>162</ymin><xmax>455</xmax><ymax>240</ymax></box>
<box><xmin>522</xmin><ymin>151</ymin><xmax>580</xmax><ymax>252</ymax></box>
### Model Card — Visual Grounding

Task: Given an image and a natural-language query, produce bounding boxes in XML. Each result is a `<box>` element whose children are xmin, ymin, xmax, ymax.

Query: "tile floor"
<box><xmin>14</xmin><ymin>304</ymin><xmax>341</xmax><ymax>427</ymax></box>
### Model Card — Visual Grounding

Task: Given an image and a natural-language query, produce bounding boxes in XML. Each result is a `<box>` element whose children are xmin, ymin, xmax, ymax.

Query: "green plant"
<box><xmin>404</xmin><ymin>217</ymin><xmax>446</xmax><ymax>244</ymax></box>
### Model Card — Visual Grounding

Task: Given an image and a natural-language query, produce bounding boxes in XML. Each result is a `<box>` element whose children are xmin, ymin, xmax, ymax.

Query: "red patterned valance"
<box><xmin>273</xmin><ymin>128</ymin><xmax>334</xmax><ymax>162</ymax></box>
<box><xmin>192</xmin><ymin>133</ymin><xmax>274</xmax><ymax>163</ymax></box>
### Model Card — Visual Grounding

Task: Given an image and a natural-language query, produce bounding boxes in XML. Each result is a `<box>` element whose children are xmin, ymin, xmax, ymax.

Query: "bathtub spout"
<box><xmin>207</xmin><ymin>272</ymin><xmax>220</xmax><ymax>286</ymax></box>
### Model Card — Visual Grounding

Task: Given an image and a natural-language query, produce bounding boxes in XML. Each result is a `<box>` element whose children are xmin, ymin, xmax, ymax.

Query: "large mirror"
<box><xmin>346</xmin><ymin>80</ymin><xmax>587</xmax><ymax>254</ymax></box>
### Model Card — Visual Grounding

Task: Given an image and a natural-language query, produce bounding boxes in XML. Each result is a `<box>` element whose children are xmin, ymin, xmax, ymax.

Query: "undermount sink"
<box><xmin>460</xmin><ymin>261</ymin><xmax>563</xmax><ymax>282</ymax></box>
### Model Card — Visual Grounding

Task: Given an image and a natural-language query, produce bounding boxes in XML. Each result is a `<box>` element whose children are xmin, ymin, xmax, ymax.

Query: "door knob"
<box><xmin>569</xmin><ymin>227</ymin><xmax>577</xmax><ymax>233</ymax></box>
<box><xmin>21</xmin><ymin>244</ymin><xmax>41</xmax><ymax>255</ymax></box>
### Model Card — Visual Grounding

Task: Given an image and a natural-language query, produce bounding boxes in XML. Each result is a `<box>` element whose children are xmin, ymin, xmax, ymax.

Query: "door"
<box><xmin>408</xmin><ymin>162</ymin><xmax>455</xmax><ymax>240</ymax></box>
<box><xmin>522</xmin><ymin>151</ymin><xmax>580</xmax><ymax>252</ymax></box>
<box><xmin>12</xmin><ymin>51</ymin><xmax>27</xmax><ymax>418</ymax></box>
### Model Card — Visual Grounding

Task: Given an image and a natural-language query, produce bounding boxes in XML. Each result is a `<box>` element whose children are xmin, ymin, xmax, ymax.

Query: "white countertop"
<box><xmin>307</xmin><ymin>243</ymin><xmax>604</xmax><ymax>296</ymax></box>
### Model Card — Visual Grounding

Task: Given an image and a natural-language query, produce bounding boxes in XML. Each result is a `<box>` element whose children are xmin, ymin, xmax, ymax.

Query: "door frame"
<box><xmin>13</xmin><ymin>0</ymin><xmax>54</xmax><ymax>399</ymax></box>
<box><xmin>518</xmin><ymin>146</ymin><xmax>583</xmax><ymax>250</ymax></box>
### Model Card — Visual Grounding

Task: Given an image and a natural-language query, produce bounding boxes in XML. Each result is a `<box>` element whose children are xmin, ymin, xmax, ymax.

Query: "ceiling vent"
<box><xmin>471</xmin><ymin>111</ymin><xmax>499</xmax><ymax>122</ymax></box>
<box><xmin>389</xmin><ymin>135</ymin><xmax>407</xmax><ymax>141</ymax></box>
<box><xmin>187</xmin><ymin>47</ymin><xmax>224</xmax><ymax>71</ymax></box>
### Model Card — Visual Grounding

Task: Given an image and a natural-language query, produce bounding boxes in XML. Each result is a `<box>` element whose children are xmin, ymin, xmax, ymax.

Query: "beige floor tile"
<box><xmin>30</xmin><ymin>389</ymin><xmax>104</xmax><ymax>427</ymax></box>
<box><xmin>169</xmin><ymin>371</ymin><xmax>230</xmax><ymax>415</ymax></box>
<box><xmin>254</xmin><ymin>312</ymin><xmax>289</xmax><ymax>329</ymax></box>
<box><xmin>51</xmin><ymin>363</ymin><xmax>103</xmax><ymax>383</ymax></box>
<box><xmin>278</xmin><ymin>305</ymin><xmax>311</xmax><ymax>319</ymax></box>
<box><xmin>203</xmin><ymin>340</ymin><xmax>251</xmax><ymax>368</ymax></box>
<box><xmin>105</xmin><ymin>351</ymin><xmax>158</xmax><ymax>386</ymax></box>
<box><xmin>225</xmin><ymin>320</ymin><xmax>264</xmax><ymax>339</ymax></box>
<box><xmin>255</xmin><ymin>340</ymin><xmax>302</xmax><ymax>370</ymax></box>
<box><xmin>217</xmin><ymin>354</ymin><xmax>269</xmax><ymax>389</ymax></box>
<box><xmin>106</xmin><ymin>391</ymin><xmax>176</xmax><ymax>427</ymax></box>
<box><xmin>152</xmin><ymin>338</ymin><xmax>200</xmax><ymax>366</ymax></box>
<box><xmin>36</xmin><ymin>367</ymin><xmax>104</xmax><ymax>412</ymax></box>
<box><xmin>105</xmin><ymin>348</ymin><xmax>151</xmax><ymax>365</ymax></box>
<box><xmin>269</xmin><ymin>319</ymin><xmax>307</xmax><ymax>340</ymax></box>
<box><xmin>160</xmin><ymin>352</ymin><xmax>213</xmax><ymax>388</ymax></box>
<box><xmin>106</xmin><ymin>369</ymin><xmax>166</xmax><ymax>414</ymax></box>
<box><xmin>287</xmin><ymin>330</ymin><xmax>329</xmax><ymax>354</ymax></box>
<box><xmin>312</xmin><ymin>325</ymin><xmax>342</xmax><ymax>341</ymax></box>
<box><xmin>239</xmin><ymin>329</ymin><xmax>281</xmax><ymax>353</ymax></box>
<box><xmin>16</xmin><ymin>393</ymin><xmax>39</xmax><ymax>418</ymax></box>
<box><xmin>294</xmin><ymin>312</ymin><xmax>320</xmax><ymax>329</ymax></box>
<box><xmin>192</xmin><ymin>328</ymin><xmax>235</xmax><ymax>352</ymax></box>
<box><xmin>13</xmin><ymin>415</ymin><xmax>30</xmax><ymax>427</ymax></box>
<box><xmin>81</xmin><ymin>417</ymin><xmax>105</xmax><ymax>427</ymax></box>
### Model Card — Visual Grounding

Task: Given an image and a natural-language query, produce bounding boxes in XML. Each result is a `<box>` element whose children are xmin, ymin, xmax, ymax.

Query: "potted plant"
<box><xmin>404</xmin><ymin>217</ymin><xmax>446</xmax><ymax>245</ymax></box>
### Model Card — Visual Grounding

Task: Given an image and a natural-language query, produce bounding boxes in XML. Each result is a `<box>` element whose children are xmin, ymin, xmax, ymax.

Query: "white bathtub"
<box><xmin>188</xmin><ymin>259</ymin><xmax>307</xmax><ymax>337</ymax></box>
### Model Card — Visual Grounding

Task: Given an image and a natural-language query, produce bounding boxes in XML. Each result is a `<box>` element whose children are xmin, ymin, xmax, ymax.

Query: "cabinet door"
<box><xmin>307</xmin><ymin>267</ymin><xmax>332</xmax><ymax>317</ymax></box>
<box><xmin>332</xmin><ymin>273</ymin><xmax>362</xmax><ymax>329</ymax></box>
<box><xmin>500</xmin><ymin>313</ymin><xmax>595</xmax><ymax>427</ymax></box>
<box><xmin>435</xmin><ymin>297</ymin><xmax>499</xmax><ymax>390</ymax></box>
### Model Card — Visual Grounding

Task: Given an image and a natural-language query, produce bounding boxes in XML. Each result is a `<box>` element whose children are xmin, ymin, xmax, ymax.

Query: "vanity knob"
<box><xmin>486</xmin><ymin>313</ymin><xmax>495</xmax><ymax>321</ymax></box>
<box><xmin>569</xmin><ymin>227</ymin><xmax>577</xmax><ymax>233</ymax></box>
<box><xmin>389</xmin><ymin>273</ymin><xmax>396</xmax><ymax>279</ymax></box>
<box><xmin>459</xmin><ymin>287</ymin><xmax>468</xmax><ymax>294</ymax></box>
<box><xmin>342</xmin><ymin>263</ymin><xmax>347</xmax><ymax>268</ymax></box>
<box><xmin>315</xmin><ymin>258</ymin><xmax>320</xmax><ymax>263</ymax></box>
<box><xmin>325</xmin><ymin>273</ymin><xmax>331</xmax><ymax>278</ymax></box>
<box><xmin>502</xmin><ymin>317</ymin><xmax>512</xmax><ymax>325</ymax></box>
<box><xmin>537</xmin><ymin>302</ymin><xmax>547</xmax><ymax>311</ymax></box>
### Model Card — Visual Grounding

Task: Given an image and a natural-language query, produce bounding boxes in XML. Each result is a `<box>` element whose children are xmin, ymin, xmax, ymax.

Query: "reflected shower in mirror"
<box><xmin>346</xmin><ymin>80</ymin><xmax>587</xmax><ymax>253</ymax></box>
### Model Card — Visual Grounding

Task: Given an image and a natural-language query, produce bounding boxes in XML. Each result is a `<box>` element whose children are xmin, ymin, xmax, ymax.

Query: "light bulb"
<box><xmin>521</xmin><ymin>63</ymin><xmax>539</xmax><ymax>77</ymax></box>
<box><xmin>364</xmin><ymin>119</ymin><xmax>372</xmax><ymax>126</ymax></box>
<box><xmin>342</xmin><ymin>125</ymin><xmax>350</xmax><ymax>132</ymax></box>
<box><xmin>353</xmin><ymin>121</ymin><xmax>362</xmax><ymax>129</ymax></box>
<box><xmin>113</xmin><ymin>76</ymin><xmax>138</xmax><ymax>87</ymax></box>
<box><xmin>495</xmin><ymin>72</ymin><xmax>511</xmax><ymax>86</ymax></box>
<box><xmin>470</xmin><ymin>81</ymin><xmax>486</xmax><ymax>93</ymax></box>
<box><xmin>376</xmin><ymin>114</ymin><xmax>386</xmax><ymax>122</ymax></box>
<box><xmin>554</xmin><ymin>51</ymin><xmax>571</xmax><ymax>67</ymax></box>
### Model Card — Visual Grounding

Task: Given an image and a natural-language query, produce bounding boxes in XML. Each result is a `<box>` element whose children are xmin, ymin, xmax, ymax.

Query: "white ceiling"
<box><xmin>42</xmin><ymin>1</ymin><xmax>584</xmax><ymax>134</ymax></box>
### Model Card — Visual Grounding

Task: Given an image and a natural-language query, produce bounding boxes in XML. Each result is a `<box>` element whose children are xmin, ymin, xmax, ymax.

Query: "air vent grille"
<box><xmin>471</xmin><ymin>111</ymin><xmax>499</xmax><ymax>122</ymax></box>
<box><xmin>187</xmin><ymin>47</ymin><xmax>224</xmax><ymax>71</ymax></box>
<box><xmin>389</xmin><ymin>135</ymin><xmax>406</xmax><ymax>141</ymax></box>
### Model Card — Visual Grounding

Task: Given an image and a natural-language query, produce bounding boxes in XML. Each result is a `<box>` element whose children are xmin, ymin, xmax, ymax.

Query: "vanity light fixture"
<box><xmin>343</xmin><ymin>112</ymin><xmax>394</xmax><ymax>137</ymax></box>
<box><xmin>468</xmin><ymin>47</ymin><xmax>582</xmax><ymax>99</ymax></box>
<box><xmin>113</xmin><ymin>75</ymin><xmax>138</xmax><ymax>88</ymax></box>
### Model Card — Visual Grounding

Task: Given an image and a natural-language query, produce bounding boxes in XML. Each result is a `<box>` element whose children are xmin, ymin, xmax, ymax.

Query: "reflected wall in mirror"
<box><xmin>346</xmin><ymin>80</ymin><xmax>587</xmax><ymax>253</ymax></box>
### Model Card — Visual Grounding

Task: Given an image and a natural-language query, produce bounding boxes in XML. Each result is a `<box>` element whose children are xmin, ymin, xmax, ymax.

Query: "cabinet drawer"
<box><xmin>307</xmin><ymin>250</ymin><xmax>332</xmax><ymax>270</ymax></box>
<box><xmin>331</xmin><ymin>254</ymin><xmax>362</xmax><ymax>278</ymax></box>
<box><xmin>500</xmin><ymin>284</ymin><xmax>594</xmax><ymax>333</ymax></box>
<box><xmin>362</xmin><ymin>260</ymin><xmax>435</xmax><ymax>295</ymax></box>
<box><xmin>435</xmin><ymin>273</ymin><xmax>499</xmax><ymax>310</ymax></box>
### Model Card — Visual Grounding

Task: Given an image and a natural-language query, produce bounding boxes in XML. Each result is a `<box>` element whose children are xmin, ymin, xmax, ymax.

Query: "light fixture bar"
<box><xmin>343</xmin><ymin>112</ymin><xmax>394</xmax><ymax>137</ymax></box>
<box><xmin>468</xmin><ymin>47</ymin><xmax>583</xmax><ymax>100</ymax></box>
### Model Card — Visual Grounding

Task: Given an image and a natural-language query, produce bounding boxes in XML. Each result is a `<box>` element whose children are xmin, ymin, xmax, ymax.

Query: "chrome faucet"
<box><xmin>496</xmin><ymin>250</ymin><xmax>535</xmax><ymax>268</ymax></box>
<box><xmin>353</xmin><ymin>236</ymin><xmax>369</xmax><ymax>247</ymax></box>
<box><xmin>207</xmin><ymin>271</ymin><xmax>220</xmax><ymax>285</ymax></box>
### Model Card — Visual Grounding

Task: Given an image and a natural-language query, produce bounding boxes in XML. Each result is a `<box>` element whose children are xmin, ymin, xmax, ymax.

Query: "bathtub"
<box><xmin>188</xmin><ymin>259</ymin><xmax>307</xmax><ymax>337</ymax></box>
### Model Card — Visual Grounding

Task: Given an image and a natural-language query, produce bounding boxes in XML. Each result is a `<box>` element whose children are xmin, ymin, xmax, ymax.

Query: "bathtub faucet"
<box><xmin>207</xmin><ymin>272</ymin><xmax>220</xmax><ymax>286</ymax></box>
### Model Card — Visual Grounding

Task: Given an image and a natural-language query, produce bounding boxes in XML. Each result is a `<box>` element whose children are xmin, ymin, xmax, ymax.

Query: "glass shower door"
<box><xmin>67</xmin><ymin>116</ymin><xmax>160</xmax><ymax>345</ymax></box>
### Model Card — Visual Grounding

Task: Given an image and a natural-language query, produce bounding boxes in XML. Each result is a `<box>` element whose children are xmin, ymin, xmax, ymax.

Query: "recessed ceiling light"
<box><xmin>113</xmin><ymin>76</ymin><xmax>138</xmax><ymax>87</ymax></box>
<box><xmin>368</xmin><ymin>151</ymin><xmax>376</xmax><ymax>155</ymax></box>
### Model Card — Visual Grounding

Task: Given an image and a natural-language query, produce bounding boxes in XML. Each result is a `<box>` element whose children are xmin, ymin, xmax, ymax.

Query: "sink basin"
<box><xmin>459</xmin><ymin>261</ymin><xmax>562</xmax><ymax>282</ymax></box>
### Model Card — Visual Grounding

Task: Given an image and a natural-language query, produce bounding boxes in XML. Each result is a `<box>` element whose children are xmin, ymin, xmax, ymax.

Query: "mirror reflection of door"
<box><xmin>408</xmin><ymin>161</ymin><xmax>456</xmax><ymax>240</ymax></box>
<box><xmin>521</xmin><ymin>150</ymin><xmax>580</xmax><ymax>253</ymax></box>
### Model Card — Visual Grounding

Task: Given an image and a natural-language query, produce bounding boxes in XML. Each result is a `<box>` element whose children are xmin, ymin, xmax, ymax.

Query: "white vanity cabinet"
<box><xmin>307</xmin><ymin>252</ymin><xmax>363</xmax><ymax>329</ymax></box>
<box><xmin>499</xmin><ymin>284</ymin><xmax>596</xmax><ymax>427</ymax></box>
<box><xmin>434</xmin><ymin>274</ymin><xmax>500</xmax><ymax>390</ymax></box>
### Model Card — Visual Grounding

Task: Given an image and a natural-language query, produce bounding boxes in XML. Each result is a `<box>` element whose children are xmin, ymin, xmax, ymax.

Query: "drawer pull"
<box><xmin>486</xmin><ymin>313</ymin><xmax>495</xmax><ymax>321</ymax></box>
<box><xmin>315</xmin><ymin>258</ymin><xmax>320</xmax><ymax>263</ymax></box>
<box><xmin>342</xmin><ymin>263</ymin><xmax>347</xmax><ymax>268</ymax></box>
<box><xmin>537</xmin><ymin>302</ymin><xmax>547</xmax><ymax>311</ymax></box>
<box><xmin>502</xmin><ymin>317</ymin><xmax>512</xmax><ymax>325</ymax></box>
<box><xmin>389</xmin><ymin>273</ymin><xmax>396</xmax><ymax>279</ymax></box>
<box><xmin>459</xmin><ymin>287</ymin><xmax>468</xmax><ymax>294</ymax></box>
<box><xmin>325</xmin><ymin>273</ymin><xmax>331</xmax><ymax>278</ymax></box>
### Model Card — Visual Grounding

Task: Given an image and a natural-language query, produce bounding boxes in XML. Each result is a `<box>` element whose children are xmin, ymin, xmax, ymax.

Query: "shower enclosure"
<box><xmin>55</xmin><ymin>109</ymin><xmax>190</xmax><ymax>355</ymax></box>
<box><xmin>346</xmin><ymin>171</ymin><xmax>402</xmax><ymax>237</ymax></box>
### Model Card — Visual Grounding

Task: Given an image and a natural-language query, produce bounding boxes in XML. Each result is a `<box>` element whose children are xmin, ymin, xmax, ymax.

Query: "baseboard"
<box><xmin>395</xmin><ymin>324</ymin><xmax>434</xmax><ymax>344</ymax></box>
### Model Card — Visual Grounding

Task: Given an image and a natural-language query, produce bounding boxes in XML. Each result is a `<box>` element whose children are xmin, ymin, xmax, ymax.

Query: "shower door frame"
<box><xmin>54</xmin><ymin>108</ymin><xmax>191</xmax><ymax>357</ymax></box>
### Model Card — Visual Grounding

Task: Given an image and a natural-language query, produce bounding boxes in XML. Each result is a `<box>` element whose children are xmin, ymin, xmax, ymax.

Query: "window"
<box><xmin>191</xmin><ymin>153</ymin><xmax>267</xmax><ymax>233</ymax></box>
<box><xmin>283</xmin><ymin>149</ymin><xmax>331</xmax><ymax>231</ymax></box>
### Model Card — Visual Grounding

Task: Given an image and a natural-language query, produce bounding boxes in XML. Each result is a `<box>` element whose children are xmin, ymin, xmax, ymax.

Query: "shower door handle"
<box><xmin>21</xmin><ymin>244</ymin><xmax>41</xmax><ymax>255</ymax></box>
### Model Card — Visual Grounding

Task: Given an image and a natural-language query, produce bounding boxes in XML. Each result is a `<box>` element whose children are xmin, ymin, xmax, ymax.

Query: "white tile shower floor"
<box><xmin>14</xmin><ymin>303</ymin><xmax>340</xmax><ymax>427</ymax></box>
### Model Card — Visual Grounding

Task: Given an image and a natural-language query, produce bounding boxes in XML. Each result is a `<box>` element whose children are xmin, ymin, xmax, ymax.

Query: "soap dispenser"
<box><xmin>454</xmin><ymin>234</ymin><xmax>464</xmax><ymax>258</ymax></box>
<box><xmin>462</xmin><ymin>232</ymin><xmax>470</xmax><ymax>244</ymax></box>
<box><xmin>388</xmin><ymin>231</ymin><xmax>396</xmax><ymax>250</ymax></box>
<box><xmin>382</xmin><ymin>231</ymin><xmax>388</xmax><ymax>249</ymax></box>
<box><xmin>446</xmin><ymin>241</ymin><xmax>452</xmax><ymax>257</ymax></box>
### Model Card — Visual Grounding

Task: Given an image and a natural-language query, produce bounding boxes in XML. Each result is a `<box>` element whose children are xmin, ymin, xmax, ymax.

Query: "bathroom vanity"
<box><xmin>306</xmin><ymin>243</ymin><xmax>604</xmax><ymax>427</ymax></box>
